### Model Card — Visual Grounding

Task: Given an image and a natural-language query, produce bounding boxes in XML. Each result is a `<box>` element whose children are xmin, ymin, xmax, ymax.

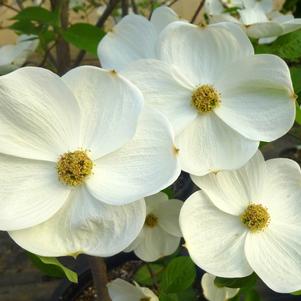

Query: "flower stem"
<box><xmin>89</xmin><ymin>256</ymin><xmax>112</xmax><ymax>301</ymax></box>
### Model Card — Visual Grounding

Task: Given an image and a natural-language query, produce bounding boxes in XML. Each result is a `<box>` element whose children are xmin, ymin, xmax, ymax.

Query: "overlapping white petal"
<box><xmin>62</xmin><ymin>66</ymin><xmax>143</xmax><ymax>159</ymax></box>
<box><xmin>123</xmin><ymin>59</ymin><xmax>195</xmax><ymax>135</ymax></box>
<box><xmin>108</xmin><ymin>278</ymin><xmax>159</xmax><ymax>301</ymax></box>
<box><xmin>180</xmin><ymin>191</ymin><xmax>252</xmax><ymax>277</ymax></box>
<box><xmin>0</xmin><ymin>67</ymin><xmax>81</xmax><ymax>161</ymax></box>
<box><xmin>98</xmin><ymin>6</ymin><xmax>179</xmax><ymax>70</ymax></box>
<box><xmin>201</xmin><ymin>273</ymin><xmax>239</xmax><ymax>301</ymax></box>
<box><xmin>191</xmin><ymin>151</ymin><xmax>266</xmax><ymax>215</ymax></box>
<box><xmin>175</xmin><ymin>113</ymin><xmax>259</xmax><ymax>176</ymax></box>
<box><xmin>87</xmin><ymin>109</ymin><xmax>180</xmax><ymax>205</ymax></box>
<box><xmin>158</xmin><ymin>22</ymin><xmax>254</xmax><ymax>84</ymax></box>
<box><xmin>9</xmin><ymin>188</ymin><xmax>146</xmax><ymax>257</ymax></box>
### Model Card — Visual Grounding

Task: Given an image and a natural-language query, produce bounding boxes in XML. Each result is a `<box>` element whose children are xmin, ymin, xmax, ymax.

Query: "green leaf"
<box><xmin>214</xmin><ymin>273</ymin><xmax>257</xmax><ymax>289</ymax></box>
<box><xmin>292</xmin><ymin>290</ymin><xmax>301</xmax><ymax>295</ymax></box>
<box><xmin>160</xmin><ymin>256</ymin><xmax>196</xmax><ymax>294</ymax></box>
<box><xmin>10</xmin><ymin>20</ymin><xmax>40</xmax><ymax>35</ymax></box>
<box><xmin>27</xmin><ymin>253</ymin><xmax>78</xmax><ymax>283</ymax></box>
<box><xmin>162</xmin><ymin>187</ymin><xmax>174</xmax><ymax>199</ymax></box>
<box><xmin>244</xmin><ymin>289</ymin><xmax>261</xmax><ymax>301</ymax></box>
<box><xmin>12</xmin><ymin>7</ymin><xmax>58</xmax><ymax>26</ymax></box>
<box><xmin>159</xmin><ymin>289</ymin><xmax>197</xmax><ymax>301</ymax></box>
<box><xmin>296</xmin><ymin>102</ymin><xmax>301</xmax><ymax>125</ymax></box>
<box><xmin>255</xmin><ymin>30</ymin><xmax>301</xmax><ymax>60</ymax></box>
<box><xmin>159</xmin><ymin>293</ymin><xmax>178</xmax><ymax>301</ymax></box>
<box><xmin>62</xmin><ymin>23</ymin><xmax>105</xmax><ymax>55</ymax></box>
<box><xmin>133</xmin><ymin>263</ymin><xmax>164</xmax><ymax>286</ymax></box>
<box><xmin>290</xmin><ymin>67</ymin><xmax>301</xmax><ymax>94</ymax></box>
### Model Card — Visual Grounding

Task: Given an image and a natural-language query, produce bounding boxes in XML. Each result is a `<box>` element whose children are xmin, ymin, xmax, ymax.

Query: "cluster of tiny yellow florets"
<box><xmin>240</xmin><ymin>204</ymin><xmax>270</xmax><ymax>232</ymax></box>
<box><xmin>145</xmin><ymin>213</ymin><xmax>158</xmax><ymax>228</ymax></box>
<box><xmin>57</xmin><ymin>150</ymin><xmax>93</xmax><ymax>187</ymax></box>
<box><xmin>191</xmin><ymin>84</ymin><xmax>221</xmax><ymax>113</ymax></box>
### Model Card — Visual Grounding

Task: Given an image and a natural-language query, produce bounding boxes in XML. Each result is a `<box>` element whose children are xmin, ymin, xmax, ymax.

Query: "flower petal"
<box><xmin>180</xmin><ymin>190</ymin><xmax>252</xmax><ymax>277</ymax></box>
<box><xmin>62</xmin><ymin>66</ymin><xmax>143</xmax><ymax>159</ymax></box>
<box><xmin>108</xmin><ymin>279</ymin><xmax>145</xmax><ymax>301</ymax></box>
<box><xmin>9</xmin><ymin>188</ymin><xmax>146</xmax><ymax>257</ymax></box>
<box><xmin>87</xmin><ymin>108</ymin><xmax>180</xmax><ymax>205</ymax></box>
<box><xmin>192</xmin><ymin>151</ymin><xmax>266</xmax><ymax>215</ymax></box>
<box><xmin>261</xmin><ymin>158</ymin><xmax>301</xmax><ymax>225</ymax></box>
<box><xmin>0</xmin><ymin>154</ymin><xmax>70</xmax><ymax>231</ymax></box>
<box><xmin>282</xmin><ymin>19</ymin><xmax>301</xmax><ymax>35</ymax></box>
<box><xmin>98</xmin><ymin>14</ymin><xmax>157</xmax><ymax>70</ymax></box>
<box><xmin>245</xmin><ymin>224</ymin><xmax>301</xmax><ymax>293</ymax></box>
<box><xmin>150</xmin><ymin>6</ymin><xmax>179</xmax><ymax>33</ymax></box>
<box><xmin>158</xmin><ymin>22</ymin><xmax>254</xmax><ymax>85</ymax></box>
<box><xmin>0</xmin><ymin>67</ymin><xmax>80</xmax><ymax>161</ymax></box>
<box><xmin>123</xmin><ymin>59</ymin><xmax>195</xmax><ymax>135</ymax></box>
<box><xmin>176</xmin><ymin>113</ymin><xmax>259</xmax><ymax>176</ymax></box>
<box><xmin>134</xmin><ymin>226</ymin><xmax>180</xmax><ymax>262</ymax></box>
<box><xmin>215</xmin><ymin>54</ymin><xmax>295</xmax><ymax>142</ymax></box>
<box><xmin>245</xmin><ymin>22</ymin><xmax>283</xmax><ymax>39</ymax></box>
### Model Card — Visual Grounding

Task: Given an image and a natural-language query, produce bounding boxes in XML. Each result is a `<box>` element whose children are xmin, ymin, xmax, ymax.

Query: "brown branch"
<box><xmin>190</xmin><ymin>0</ymin><xmax>206</xmax><ymax>23</ymax></box>
<box><xmin>72</xmin><ymin>0</ymin><xmax>120</xmax><ymax>67</ymax></box>
<box><xmin>130</xmin><ymin>0</ymin><xmax>138</xmax><ymax>13</ymax></box>
<box><xmin>0</xmin><ymin>2</ymin><xmax>19</xmax><ymax>12</ymax></box>
<box><xmin>168</xmin><ymin>0</ymin><xmax>179</xmax><ymax>7</ymax></box>
<box><xmin>51</xmin><ymin>0</ymin><xmax>71</xmax><ymax>75</ymax></box>
<box><xmin>89</xmin><ymin>257</ymin><xmax>112</xmax><ymax>301</ymax></box>
<box><xmin>121</xmin><ymin>0</ymin><xmax>129</xmax><ymax>16</ymax></box>
<box><xmin>146</xmin><ymin>263</ymin><xmax>159</xmax><ymax>291</ymax></box>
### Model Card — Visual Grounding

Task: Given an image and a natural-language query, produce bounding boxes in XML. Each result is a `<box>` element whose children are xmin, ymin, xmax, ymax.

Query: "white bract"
<box><xmin>201</xmin><ymin>273</ymin><xmax>239</xmax><ymax>301</ymax></box>
<box><xmin>103</xmin><ymin>21</ymin><xmax>296</xmax><ymax>176</ymax></box>
<box><xmin>107</xmin><ymin>278</ymin><xmax>159</xmax><ymax>301</ymax></box>
<box><xmin>208</xmin><ymin>0</ymin><xmax>301</xmax><ymax>42</ymax></box>
<box><xmin>98</xmin><ymin>6</ymin><xmax>180</xmax><ymax>70</ymax></box>
<box><xmin>125</xmin><ymin>192</ymin><xmax>182</xmax><ymax>262</ymax></box>
<box><xmin>0</xmin><ymin>35</ymin><xmax>38</xmax><ymax>75</ymax></box>
<box><xmin>180</xmin><ymin>151</ymin><xmax>301</xmax><ymax>293</ymax></box>
<box><xmin>0</xmin><ymin>66</ymin><xmax>180</xmax><ymax>257</ymax></box>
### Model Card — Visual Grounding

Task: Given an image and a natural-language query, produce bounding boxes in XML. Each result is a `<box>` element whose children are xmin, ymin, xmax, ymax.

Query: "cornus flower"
<box><xmin>124</xmin><ymin>192</ymin><xmax>182</xmax><ymax>262</ymax></box>
<box><xmin>0</xmin><ymin>35</ymin><xmax>38</xmax><ymax>75</ymax></box>
<box><xmin>106</xmin><ymin>21</ymin><xmax>296</xmax><ymax>176</ymax></box>
<box><xmin>107</xmin><ymin>278</ymin><xmax>158</xmax><ymax>301</ymax></box>
<box><xmin>209</xmin><ymin>0</ymin><xmax>301</xmax><ymax>42</ymax></box>
<box><xmin>0</xmin><ymin>66</ymin><xmax>180</xmax><ymax>257</ymax></box>
<box><xmin>180</xmin><ymin>151</ymin><xmax>301</xmax><ymax>293</ymax></box>
<box><xmin>201</xmin><ymin>273</ymin><xmax>239</xmax><ymax>301</ymax></box>
<box><xmin>98</xmin><ymin>6</ymin><xmax>179</xmax><ymax>71</ymax></box>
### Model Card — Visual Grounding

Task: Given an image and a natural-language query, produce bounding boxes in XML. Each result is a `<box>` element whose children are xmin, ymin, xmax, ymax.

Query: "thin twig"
<box><xmin>89</xmin><ymin>257</ymin><xmax>112</xmax><ymax>301</ymax></box>
<box><xmin>72</xmin><ymin>0</ymin><xmax>120</xmax><ymax>67</ymax></box>
<box><xmin>190</xmin><ymin>0</ymin><xmax>206</xmax><ymax>23</ymax></box>
<box><xmin>0</xmin><ymin>2</ymin><xmax>19</xmax><ymax>12</ymax></box>
<box><xmin>167</xmin><ymin>0</ymin><xmax>179</xmax><ymax>7</ymax></box>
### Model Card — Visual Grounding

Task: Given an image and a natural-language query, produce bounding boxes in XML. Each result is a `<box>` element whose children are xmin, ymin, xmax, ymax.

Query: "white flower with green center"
<box><xmin>124</xmin><ymin>192</ymin><xmax>183</xmax><ymax>262</ymax></box>
<box><xmin>105</xmin><ymin>21</ymin><xmax>296</xmax><ymax>176</ymax></box>
<box><xmin>0</xmin><ymin>66</ymin><xmax>180</xmax><ymax>257</ymax></box>
<box><xmin>97</xmin><ymin>6</ymin><xmax>180</xmax><ymax>71</ymax></box>
<box><xmin>180</xmin><ymin>151</ymin><xmax>301</xmax><ymax>293</ymax></box>
<box><xmin>107</xmin><ymin>278</ymin><xmax>159</xmax><ymax>301</ymax></box>
<box><xmin>201</xmin><ymin>273</ymin><xmax>239</xmax><ymax>301</ymax></box>
<box><xmin>0</xmin><ymin>35</ymin><xmax>38</xmax><ymax>75</ymax></box>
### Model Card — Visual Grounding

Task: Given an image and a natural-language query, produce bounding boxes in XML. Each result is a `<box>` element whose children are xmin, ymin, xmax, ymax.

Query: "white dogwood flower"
<box><xmin>125</xmin><ymin>192</ymin><xmax>183</xmax><ymax>262</ymax></box>
<box><xmin>0</xmin><ymin>35</ymin><xmax>38</xmax><ymax>75</ymax></box>
<box><xmin>0</xmin><ymin>66</ymin><xmax>180</xmax><ymax>257</ymax></box>
<box><xmin>108</xmin><ymin>278</ymin><xmax>159</xmax><ymax>301</ymax></box>
<box><xmin>117</xmin><ymin>22</ymin><xmax>295</xmax><ymax>175</ymax></box>
<box><xmin>180</xmin><ymin>151</ymin><xmax>301</xmax><ymax>293</ymax></box>
<box><xmin>201</xmin><ymin>273</ymin><xmax>239</xmax><ymax>301</ymax></box>
<box><xmin>98</xmin><ymin>6</ymin><xmax>180</xmax><ymax>70</ymax></box>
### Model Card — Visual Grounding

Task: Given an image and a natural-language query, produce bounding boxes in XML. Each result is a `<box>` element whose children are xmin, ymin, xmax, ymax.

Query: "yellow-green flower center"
<box><xmin>240</xmin><ymin>204</ymin><xmax>270</xmax><ymax>232</ymax></box>
<box><xmin>57</xmin><ymin>150</ymin><xmax>93</xmax><ymax>186</ymax></box>
<box><xmin>191</xmin><ymin>84</ymin><xmax>221</xmax><ymax>113</ymax></box>
<box><xmin>145</xmin><ymin>213</ymin><xmax>158</xmax><ymax>228</ymax></box>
